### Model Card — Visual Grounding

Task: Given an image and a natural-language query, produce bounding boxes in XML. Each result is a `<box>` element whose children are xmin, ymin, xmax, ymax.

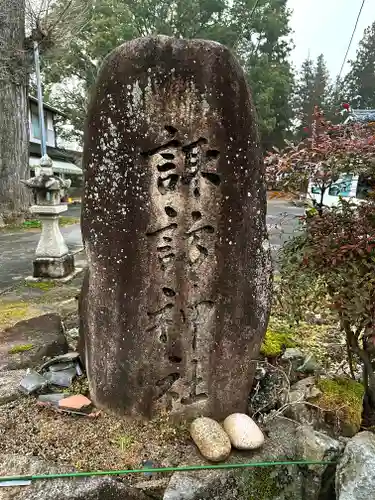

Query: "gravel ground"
<box><xmin>0</xmin><ymin>395</ymin><xmax>191</xmax><ymax>477</ymax></box>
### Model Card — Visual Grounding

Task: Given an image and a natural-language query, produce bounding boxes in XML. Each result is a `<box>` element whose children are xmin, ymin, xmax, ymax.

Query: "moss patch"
<box><xmin>241</xmin><ymin>468</ymin><xmax>282</xmax><ymax>500</ymax></box>
<box><xmin>60</xmin><ymin>216</ymin><xmax>80</xmax><ymax>227</ymax></box>
<box><xmin>1</xmin><ymin>217</ymin><xmax>79</xmax><ymax>232</ymax></box>
<box><xmin>261</xmin><ymin>317</ymin><xmax>296</xmax><ymax>357</ymax></box>
<box><xmin>316</xmin><ymin>377</ymin><xmax>364</xmax><ymax>433</ymax></box>
<box><xmin>25</xmin><ymin>281</ymin><xmax>56</xmax><ymax>291</ymax></box>
<box><xmin>0</xmin><ymin>302</ymin><xmax>42</xmax><ymax>329</ymax></box>
<box><xmin>8</xmin><ymin>343</ymin><xmax>34</xmax><ymax>354</ymax></box>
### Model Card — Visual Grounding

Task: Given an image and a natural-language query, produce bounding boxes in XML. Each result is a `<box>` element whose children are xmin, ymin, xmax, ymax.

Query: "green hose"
<box><xmin>0</xmin><ymin>460</ymin><xmax>336</xmax><ymax>485</ymax></box>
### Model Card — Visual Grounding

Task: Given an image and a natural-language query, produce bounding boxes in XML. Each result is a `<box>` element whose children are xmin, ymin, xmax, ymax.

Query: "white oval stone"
<box><xmin>190</xmin><ymin>417</ymin><xmax>231</xmax><ymax>462</ymax></box>
<box><xmin>223</xmin><ymin>413</ymin><xmax>264</xmax><ymax>450</ymax></box>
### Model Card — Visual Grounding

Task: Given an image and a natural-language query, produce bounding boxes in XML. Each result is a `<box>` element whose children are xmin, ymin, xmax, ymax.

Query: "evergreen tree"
<box><xmin>313</xmin><ymin>54</ymin><xmax>330</xmax><ymax>108</ymax></box>
<box><xmin>345</xmin><ymin>22</ymin><xmax>375</xmax><ymax>109</ymax></box>
<box><xmin>293</xmin><ymin>57</ymin><xmax>315</xmax><ymax>136</ymax></box>
<box><xmin>293</xmin><ymin>54</ymin><xmax>331</xmax><ymax>138</ymax></box>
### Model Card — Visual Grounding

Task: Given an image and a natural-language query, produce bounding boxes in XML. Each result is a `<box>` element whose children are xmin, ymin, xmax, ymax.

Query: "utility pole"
<box><xmin>33</xmin><ymin>41</ymin><xmax>47</xmax><ymax>162</ymax></box>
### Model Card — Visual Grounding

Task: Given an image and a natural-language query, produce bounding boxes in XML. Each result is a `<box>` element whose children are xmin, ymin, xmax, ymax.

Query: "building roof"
<box><xmin>344</xmin><ymin>109</ymin><xmax>375</xmax><ymax>124</ymax></box>
<box><xmin>28</xmin><ymin>95</ymin><xmax>67</xmax><ymax>118</ymax></box>
<box><xmin>29</xmin><ymin>156</ymin><xmax>82</xmax><ymax>176</ymax></box>
<box><xmin>29</xmin><ymin>142</ymin><xmax>80</xmax><ymax>163</ymax></box>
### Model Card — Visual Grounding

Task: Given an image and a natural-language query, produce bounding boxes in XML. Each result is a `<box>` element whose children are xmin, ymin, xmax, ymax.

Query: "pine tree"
<box><xmin>293</xmin><ymin>54</ymin><xmax>331</xmax><ymax>138</ymax></box>
<box><xmin>345</xmin><ymin>22</ymin><xmax>375</xmax><ymax>109</ymax></box>
<box><xmin>293</xmin><ymin>57</ymin><xmax>315</xmax><ymax>136</ymax></box>
<box><xmin>313</xmin><ymin>54</ymin><xmax>330</xmax><ymax>109</ymax></box>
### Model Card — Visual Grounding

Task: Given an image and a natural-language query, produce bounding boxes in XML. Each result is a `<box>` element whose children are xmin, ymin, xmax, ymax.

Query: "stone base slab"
<box><xmin>26</xmin><ymin>267</ymin><xmax>83</xmax><ymax>284</ymax></box>
<box><xmin>32</xmin><ymin>253</ymin><xmax>75</xmax><ymax>279</ymax></box>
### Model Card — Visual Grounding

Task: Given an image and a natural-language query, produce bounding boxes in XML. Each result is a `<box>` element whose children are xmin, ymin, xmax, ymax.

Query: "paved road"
<box><xmin>0</xmin><ymin>224</ymin><xmax>83</xmax><ymax>292</ymax></box>
<box><xmin>267</xmin><ymin>199</ymin><xmax>304</xmax><ymax>263</ymax></box>
<box><xmin>0</xmin><ymin>200</ymin><xmax>302</xmax><ymax>291</ymax></box>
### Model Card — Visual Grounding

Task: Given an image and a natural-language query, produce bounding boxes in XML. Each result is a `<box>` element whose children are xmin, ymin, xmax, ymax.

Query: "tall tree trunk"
<box><xmin>0</xmin><ymin>0</ymin><xmax>29</xmax><ymax>224</ymax></box>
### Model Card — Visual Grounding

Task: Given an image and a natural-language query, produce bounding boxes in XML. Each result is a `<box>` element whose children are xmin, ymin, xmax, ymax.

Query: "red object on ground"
<box><xmin>342</xmin><ymin>102</ymin><xmax>350</xmax><ymax>110</ymax></box>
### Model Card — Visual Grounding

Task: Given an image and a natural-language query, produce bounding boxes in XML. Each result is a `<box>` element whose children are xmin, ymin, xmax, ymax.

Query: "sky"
<box><xmin>288</xmin><ymin>0</ymin><xmax>375</xmax><ymax>78</ymax></box>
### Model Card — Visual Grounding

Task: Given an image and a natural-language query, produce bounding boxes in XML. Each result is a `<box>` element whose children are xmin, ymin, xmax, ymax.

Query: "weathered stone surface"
<box><xmin>223</xmin><ymin>413</ymin><xmax>264</xmax><ymax>450</ymax></box>
<box><xmin>190</xmin><ymin>417</ymin><xmax>231</xmax><ymax>462</ymax></box>
<box><xmin>281</xmin><ymin>348</ymin><xmax>304</xmax><ymax>362</ymax></box>
<box><xmin>336</xmin><ymin>431</ymin><xmax>375</xmax><ymax>500</ymax></box>
<box><xmin>0</xmin><ymin>370</ymin><xmax>26</xmax><ymax>405</ymax></box>
<box><xmin>164</xmin><ymin>417</ymin><xmax>338</xmax><ymax>500</ymax></box>
<box><xmin>0</xmin><ymin>315</ymin><xmax>68</xmax><ymax>371</ymax></box>
<box><xmin>33</xmin><ymin>253</ymin><xmax>74</xmax><ymax>279</ymax></box>
<box><xmin>0</xmin><ymin>454</ymin><xmax>149</xmax><ymax>500</ymax></box>
<box><xmin>285</xmin><ymin>377</ymin><xmax>361</xmax><ymax>438</ymax></box>
<box><xmin>297</xmin><ymin>354</ymin><xmax>321</xmax><ymax>374</ymax></box>
<box><xmin>80</xmin><ymin>35</ymin><xmax>272</xmax><ymax>418</ymax></box>
<box><xmin>133</xmin><ymin>478</ymin><xmax>170</xmax><ymax>498</ymax></box>
<box><xmin>295</xmin><ymin>426</ymin><xmax>343</xmax><ymax>500</ymax></box>
<box><xmin>19</xmin><ymin>369</ymin><xmax>47</xmax><ymax>394</ymax></box>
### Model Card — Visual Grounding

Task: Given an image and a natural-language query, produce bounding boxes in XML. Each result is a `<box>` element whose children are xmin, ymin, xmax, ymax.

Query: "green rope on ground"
<box><xmin>0</xmin><ymin>460</ymin><xmax>336</xmax><ymax>485</ymax></box>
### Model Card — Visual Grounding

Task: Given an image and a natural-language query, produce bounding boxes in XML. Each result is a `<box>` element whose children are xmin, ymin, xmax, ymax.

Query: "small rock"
<box><xmin>291</xmin><ymin>376</ymin><xmax>322</xmax><ymax>400</ymax></box>
<box><xmin>297</xmin><ymin>354</ymin><xmax>320</xmax><ymax>374</ymax></box>
<box><xmin>38</xmin><ymin>393</ymin><xmax>68</xmax><ymax>405</ymax></box>
<box><xmin>190</xmin><ymin>417</ymin><xmax>231</xmax><ymax>462</ymax></box>
<box><xmin>280</xmin><ymin>348</ymin><xmax>306</xmax><ymax>383</ymax></box>
<box><xmin>19</xmin><ymin>369</ymin><xmax>47</xmax><ymax>394</ymax></box>
<box><xmin>0</xmin><ymin>314</ymin><xmax>68</xmax><ymax>371</ymax></box>
<box><xmin>288</xmin><ymin>389</ymin><xmax>305</xmax><ymax>404</ymax></box>
<box><xmin>0</xmin><ymin>370</ymin><xmax>26</xmax><ymax>404</ymax></box>
<box><xmin>44</xmin><ymin>366</ymin><xmax>76</xmax><ymax>387</ymax></box>
<box><xmin>223</xmin><ymin>413</ymin><xmax>264</xmax><ymax>450</ymax></box>
<box><xmin>281</xmin><ymin>348</ymin><xmax>304</xmax><ymax>361</ymax></box>
<box><xmin>39</xmin><ymin>352</ymin><xmax>80</xmax><ymax>372</ymax></box>
<box><xmin>58</xmin><ymin>394</ymin><xmax>91</xmax><ymax>410</ymax></box>
<box><xmin>48</xmin><ymin>362</ymin><xmax>75</xmax><ymax>372</ymax></box>
<box><xmin>291</xmin><ymin>376</ymin><xmax>316</xmax><ymax>392</ymax></box>
<box><xmin>308</xmin><ymin>386</ymin><xmax>323</xmax><ymax>399</ymax></box>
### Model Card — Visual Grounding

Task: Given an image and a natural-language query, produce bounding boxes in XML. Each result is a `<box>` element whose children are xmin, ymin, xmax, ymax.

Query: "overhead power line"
<box><xmin>250</xmin><ymin>0</ymin><xmax>261</xmax><ymax>19</ymax></box>
<box><xmin>337</xmin><ymin>0</ymin><xmax>366</xmax><ymax>81</ymax></box>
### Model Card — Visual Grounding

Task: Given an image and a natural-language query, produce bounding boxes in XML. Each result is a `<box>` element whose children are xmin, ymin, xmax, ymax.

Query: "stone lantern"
<box><xmin>23</xmin><ymin>155</ymin><xmax>75</xmax><ymax>278</ymax></box>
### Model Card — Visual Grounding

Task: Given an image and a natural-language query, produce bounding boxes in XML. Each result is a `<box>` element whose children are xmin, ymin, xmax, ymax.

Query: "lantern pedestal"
<box><xmin>30</xmin><ymin>205</ymin><xmax>74</xmax><ymax>279</ymax></box>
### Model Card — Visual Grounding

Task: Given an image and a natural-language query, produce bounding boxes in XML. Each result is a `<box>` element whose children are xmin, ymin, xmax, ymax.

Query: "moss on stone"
<box><xmin>316</xmin><ymin>377</ymin><xmax>364</xmax><ymax>433</ymax></box>
<box><xmin>261</xmin><ymin>328</ymin><xmax>296</xmax><ymax>357</ymax></box>
<box><xmin>241</xmin><ymin>468</ymin><xmax>282</xmax><ymax>500</ymax></box>
<box><xmin>8</xmin><ymin>343</ymin><xmax>34</xmax><ymax>354</ymax></box>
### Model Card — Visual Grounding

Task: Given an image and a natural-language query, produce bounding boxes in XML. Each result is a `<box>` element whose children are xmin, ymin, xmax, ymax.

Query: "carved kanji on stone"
<box><xmin>80</xmin><ymin>36</ymin><xmax>272</xmax><ymax>419</ymax></box>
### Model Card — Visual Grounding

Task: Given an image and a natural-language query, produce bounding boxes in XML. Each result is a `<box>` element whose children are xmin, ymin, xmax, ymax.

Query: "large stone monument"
<box><xmin>80</xmin><ymin>36</ymin><xmax>272</xmax><ymax>419</ymax></box>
